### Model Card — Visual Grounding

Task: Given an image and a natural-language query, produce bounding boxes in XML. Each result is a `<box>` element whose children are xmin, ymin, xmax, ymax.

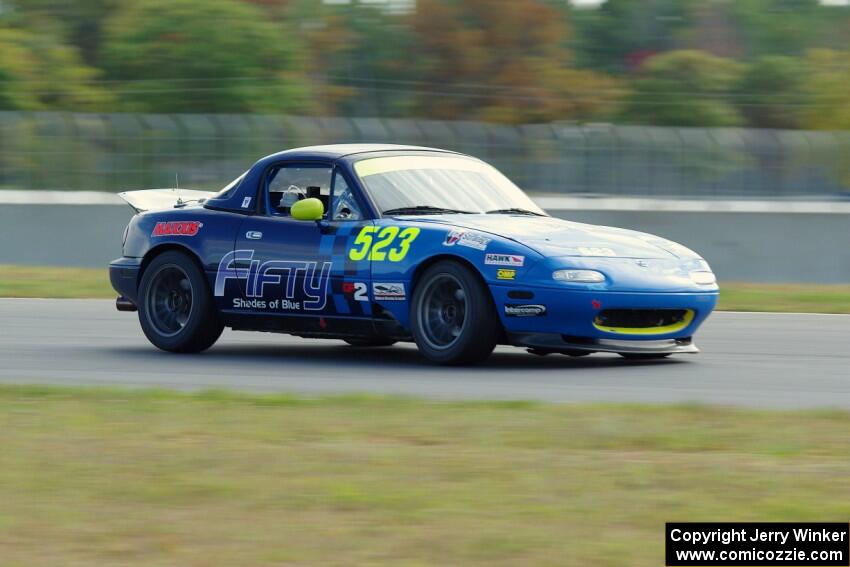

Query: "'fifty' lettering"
<box><xmin>215</xmin><ymin>250</ymin><xmax>332</xmax><ymax>311</ymax></box>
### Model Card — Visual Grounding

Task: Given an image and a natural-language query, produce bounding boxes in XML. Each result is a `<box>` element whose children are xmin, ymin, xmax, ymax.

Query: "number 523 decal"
<box><xmin>349</xmin><ymin>226</ymin><xmax>420</xmax><ymax>262</ymax></box>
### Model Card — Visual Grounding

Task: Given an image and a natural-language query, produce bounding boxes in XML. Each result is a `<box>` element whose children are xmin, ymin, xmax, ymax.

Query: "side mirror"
<box><xmin>291</xmin><ymin>198</ymin><xmax>324</xmax><ymax>221</ymax></box>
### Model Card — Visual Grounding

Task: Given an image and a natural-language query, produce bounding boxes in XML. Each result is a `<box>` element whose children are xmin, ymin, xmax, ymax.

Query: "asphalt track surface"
<box><xmin>1</xmin><ymin>299</ymin><xmax>848</xmax><ymax>409</ymax></box>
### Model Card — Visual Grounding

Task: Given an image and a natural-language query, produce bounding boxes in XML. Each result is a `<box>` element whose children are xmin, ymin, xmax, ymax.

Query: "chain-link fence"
<box><xmin>1</xmin><ymin>111</ymin><xmax>847</xmax><ymax>197</ymax></box>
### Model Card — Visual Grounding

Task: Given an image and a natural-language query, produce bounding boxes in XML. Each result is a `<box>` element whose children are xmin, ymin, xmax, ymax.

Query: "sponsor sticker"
<box><xmin>241</xmin><ymin>196</ymin><xmax>252</xmax><ymax>208</ymax></box>
<box><xmin>504</xmin><ymin>304</ymin><xmax>546</xmax><ymax>317</ymax></box>
<box><xmin>373</xmin><ymin>282</ymin><xmax>406</xmax><ymax>301</ymax></box>
<box><xmin>496</xmin><ymin>269</ymin><xmax>516</xmax><ymax>281</ymax></box>
<box><xmin>485</xmin><ymin>253</ymin><xmax>524</xmax><ymax>267</ymax></box>
<box><xmin>443</xmin><ymin>230</ymin><xmax>491</xmax><ymax>251</ymax></box>
<box><xmin>152</xmin><ymin>221</ymin><xmax>202</xmax><ymax>237</ymax></box>
<box><xmin>214</xmin><ymin>250</ymin><xmax>331</xmax><ymax>311</ymax></box>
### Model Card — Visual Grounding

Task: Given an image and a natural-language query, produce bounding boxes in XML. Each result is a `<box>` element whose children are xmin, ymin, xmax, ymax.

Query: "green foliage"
<box><xmin>287</xmin><ymin>0</ymin><xmax>421</xmax><ymax>116</ymax></box>
<box><xmin>100</xmin><ymin>0</ymin><xmax>312</xmax><ymax>113</ymax></box>
<box><xmin>5</xmin><ymin>0</ymin><xmax>125</xmax><ymax>65</ymax></box>
<box><xmin>0</xmin><ymin>0</ymin><xmax>847</xmax><ymax>128</ymax></box>
<box><xmin>800</xmin><ymin>49</ymin><xmax>850</xmax><ymax>131</ymax></box>
<box><xmin>621</xmin><ymin>50</ymin><xmax>745</xmax><ymax>127</ymax></box>
<box><xmin>574</xmin><ymin>0</ymin><xmax>696</xmax><ymax>73</ymax></box>
<box><xmin>729</xmin><ymin>0</ymin><xmax>847</xmax><ymax>58</ymax></box>
<box><xmin>735</xmin><ymin>56</ymin><xmax>805</xmax><ymax>129</ymax></box>
<box><xmin>0</xmin><ymin>25</ymin><xmax>110</xmax><ymax>111</ymax></box>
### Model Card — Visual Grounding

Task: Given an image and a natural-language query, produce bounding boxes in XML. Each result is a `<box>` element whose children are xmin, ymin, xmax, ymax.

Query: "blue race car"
<box><xmin>110</xmin><ymin>144</ymin><xmax>718</xmax><ymax>365</ymax></box>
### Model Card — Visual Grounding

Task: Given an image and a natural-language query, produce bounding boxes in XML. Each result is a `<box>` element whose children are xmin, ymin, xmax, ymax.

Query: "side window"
<box><xmin>331</xmin><ymin>171</ymin><xmax>363</xmax><ymax>221</ymax></box>
<box><xmin>266</xmin><ymin>164</ymin><xmax>332</xmax><ymax>218</ymax></box>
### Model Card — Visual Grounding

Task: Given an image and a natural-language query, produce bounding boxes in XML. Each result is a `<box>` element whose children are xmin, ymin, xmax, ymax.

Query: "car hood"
<box><xmin>411</xmin><ymin>214</ymin><xmax>700</xmax><ymax>260</ymax></box>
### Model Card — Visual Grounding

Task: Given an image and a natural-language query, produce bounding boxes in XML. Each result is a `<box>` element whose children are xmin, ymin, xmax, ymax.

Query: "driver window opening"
<box><xmin>266</xmin><ymin>165</ymin><xmax>332</xmax><ymax>217</ymax></box>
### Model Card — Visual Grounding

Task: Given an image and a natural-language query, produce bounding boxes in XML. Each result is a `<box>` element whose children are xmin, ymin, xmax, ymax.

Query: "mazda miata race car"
<box><xmin>110</xmin><ymin>144</ymin><xmax>718</xmax><ymax>365</ymax></box>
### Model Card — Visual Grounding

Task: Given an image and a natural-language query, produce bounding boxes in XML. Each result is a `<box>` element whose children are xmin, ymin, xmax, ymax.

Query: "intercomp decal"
<box><xmin>215</xmin><ymin>250</ymin><xmax>331</xmax><ymax>311</ymax></box>
<box><xmin>152</xmin><ymin>221</ymin><xmax>202</xmax><ymax>237</ymax></box>
<box><xmin>505</xmin><ymin>304</ymin><xmax>546</xmax><ymax>317</ymax></box>
<box><xmin>348</xmin><ymin>226</ymin><xmax>420</xmax><ymax>262</ymax></box>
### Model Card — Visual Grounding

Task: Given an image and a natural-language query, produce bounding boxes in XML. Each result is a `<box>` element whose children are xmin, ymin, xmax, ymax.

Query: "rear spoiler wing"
<box><xmin>117</xmin><ymin>189</ymin><xmax>216</xmax><ymax>213</ymax></box>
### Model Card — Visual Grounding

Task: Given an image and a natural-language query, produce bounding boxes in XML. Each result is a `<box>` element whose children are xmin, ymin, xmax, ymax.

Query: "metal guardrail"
<box><xmin>1</xmin><ymin>111</ymin><xmax>848</xmax><ymax>197</ymax></box>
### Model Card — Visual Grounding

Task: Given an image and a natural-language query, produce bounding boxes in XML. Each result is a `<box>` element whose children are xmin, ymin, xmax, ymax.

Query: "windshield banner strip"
<box><xmin>354</xmin><ymin>156</ymin><xmax>486</xmax><ymax>178</ymax></box>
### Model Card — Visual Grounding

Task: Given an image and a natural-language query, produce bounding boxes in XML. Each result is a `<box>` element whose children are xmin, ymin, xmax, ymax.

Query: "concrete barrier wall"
<box><xmin>1</xmin><ymin>201</ymin><xmax>848</xmax><ymax>284</ymax></box>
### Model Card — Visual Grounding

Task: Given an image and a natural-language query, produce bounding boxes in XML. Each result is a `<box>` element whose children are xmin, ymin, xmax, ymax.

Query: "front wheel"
<box><xmin>411</xmin><ymin>260</ymin><xmax>500</xmax><ymax>365</ymax></box>
<box><xmin>138</xmin><ymin>251</ymin><xmax>223</xmax><ymax>353</ymax></box>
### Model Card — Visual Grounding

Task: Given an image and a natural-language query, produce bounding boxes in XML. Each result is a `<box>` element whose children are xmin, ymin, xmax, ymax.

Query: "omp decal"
<box><xmin>578</xmin><ymin>247</ymin><xmax>616</xmax><ymax>257</ymax></box>
<box><xmin>496</xmin><ymin>269</ymin><xmax>516</xmax><ymax>280</ymax></box>
<box><xmin>342</xmin><ymin>282</ymin><xmax>368</xmax><ymax>302</ymax></box>
<box><xmin>241</xmin><ymin>196</ymin><xmax>252</xmax><ymax>208</ymax></box>
<box><xmin>348</xmin><ymin>226</ymin><xmax>420</xmax><ymax>262</ymax></box>
<box><xmin>505</xmin><ymin>304</ymin><xmax>546</xmax><ymax>317</ymax></box>
<box><xmin>214</xmin><ymin>250</ymin><xmax>332</xmax><ymax>311</ymax></box>
<box><xmin>373</xmin><ymin>282</ymin><xmax>406</xmax><ymax>301</ymax></box>
<box><xmin>443</xmin><ymin>230</ymin><xmax>491</xmax><ymax>251</ymax></box>
<box><xmin>151</xmin><ymin>221</ymin><xmax>202</xmax><ymax>237</ymax></box>
<box><xmin>485</xmin><ymin>253</ymin><xmax>524</xmax><ymax>267</ymax></box>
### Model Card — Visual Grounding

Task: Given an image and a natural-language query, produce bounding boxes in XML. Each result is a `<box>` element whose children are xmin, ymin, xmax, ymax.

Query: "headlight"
<box><xmin>553</xmin><ymin>269</ymin><xmax>605</xmax><ymax>283</ymax></box>
<box><xmin>689</xmin><ymin>270</ymin><xmax>716</xmax><ymax>285</ymax></box>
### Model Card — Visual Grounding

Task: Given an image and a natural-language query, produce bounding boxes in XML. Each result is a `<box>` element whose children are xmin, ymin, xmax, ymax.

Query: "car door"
<box><xmin>226</xmin><ymin>162</ymin><xmax>375</xmax><ymax>329</ymax></box>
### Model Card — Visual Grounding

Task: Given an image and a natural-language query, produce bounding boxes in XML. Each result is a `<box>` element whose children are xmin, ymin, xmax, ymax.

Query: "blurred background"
<box><xmin>0</xmin><ymin>0</ymin><xmax>848</xmax><ymax>281</ymax></box>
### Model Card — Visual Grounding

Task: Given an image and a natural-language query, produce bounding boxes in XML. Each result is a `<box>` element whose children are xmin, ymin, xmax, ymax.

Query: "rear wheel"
<box><xmin>343</xmin><ymin>338</ymin><xmax>397</xmax><ymax>347</ymax></box>
<box><xmin>411</xmin><ymin>260</ymin><xmax>499</xmax><ymax>365</ymax></box>
<box><xmin>138</xmin><ymin>251</ymin><xmax>223</xmax><ymax>353</ymax></box>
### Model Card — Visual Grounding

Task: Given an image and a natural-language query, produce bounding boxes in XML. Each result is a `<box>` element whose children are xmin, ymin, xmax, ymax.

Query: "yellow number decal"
<box><xmin>369</xmin><ymin>226</ymin><xmax>400</xmax><ymax>261</ymax></box>
<box><xmin>349</xmin><ymin>225</ymin><xmax>420</xmax><ymax>262</ymax></box>
<box><xmin>348</xmin><ymin>226</ymin><xmax>379</xmax><ymax>261</ymax></box>
<box><xmin>388</xmin><ymin>227</ymin><xmax>420</xmax><ymax>262</ymax></box>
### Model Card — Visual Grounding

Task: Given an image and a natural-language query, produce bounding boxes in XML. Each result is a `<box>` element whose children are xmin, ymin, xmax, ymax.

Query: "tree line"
<box><xmin>0</xmin><ymin>0</ymin><xmax>848</xmax><ymax>129</ymax></box>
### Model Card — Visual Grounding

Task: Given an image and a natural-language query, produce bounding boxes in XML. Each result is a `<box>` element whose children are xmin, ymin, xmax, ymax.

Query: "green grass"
<box><xmin>1</xmin><ymin>264</ymin><xmax>849</xmax><ymax>313</ymax></box>
<box><xmin>0</xmin><ymin>264</ymin><xmax>114</xmax><ymax>299</ymax></box>
<box><xmin>0</xmin><ymin>385</ymin><xmax>848</xmax><ymax>566</ymax></box>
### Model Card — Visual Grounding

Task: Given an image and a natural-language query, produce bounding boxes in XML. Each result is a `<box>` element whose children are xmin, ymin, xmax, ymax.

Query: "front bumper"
<box><xmin>490</xmin><ymin>284</ymin><xmax>718</xmax><ymax>342</ymax></box>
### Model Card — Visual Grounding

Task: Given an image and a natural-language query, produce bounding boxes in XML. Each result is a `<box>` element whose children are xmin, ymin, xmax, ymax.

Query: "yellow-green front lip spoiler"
<box><xmin>593</xmin><ymin>309</ymin><xmax>695</xmax><ymax>336</ymax></box>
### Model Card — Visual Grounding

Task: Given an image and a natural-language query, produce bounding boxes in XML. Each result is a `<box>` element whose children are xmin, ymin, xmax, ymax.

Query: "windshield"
<box><xmin>353</xmin><ymin>155</ymin><xmax>545</xmax><ymax>216</ymax></box>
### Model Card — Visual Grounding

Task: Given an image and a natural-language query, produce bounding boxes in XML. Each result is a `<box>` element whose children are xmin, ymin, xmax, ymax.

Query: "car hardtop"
<box><xmin>204</xmin><ymin>144</ymin><xmax>470</xmax><ymax>213</ymax></box>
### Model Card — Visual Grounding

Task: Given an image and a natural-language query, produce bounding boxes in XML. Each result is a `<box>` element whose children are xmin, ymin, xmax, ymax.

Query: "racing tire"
<box><xmin>138</xmin><ymin>251</ymin><xmax>223</xmax><ymax>353</ymax></box>
<box><xmin>343</xmin><ymin>338</ymin><xmax>397</xmax><ymax>347</ymax></box>
<box><xmin>618</xmin><ymin>353</ymin><xmax>671</xmax><ymax>360</ymax></box>
<box><xmin>411</xmin><ymin>260</ymin><xmax>500</xmax><ymax>365</ymax></box>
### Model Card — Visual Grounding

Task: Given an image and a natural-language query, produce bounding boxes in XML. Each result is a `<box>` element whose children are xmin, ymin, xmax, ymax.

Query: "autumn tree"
<box><xmin>408</xmin><ymin>0</ymin><xmax>620</xmax><ymax>124</ymax></box>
